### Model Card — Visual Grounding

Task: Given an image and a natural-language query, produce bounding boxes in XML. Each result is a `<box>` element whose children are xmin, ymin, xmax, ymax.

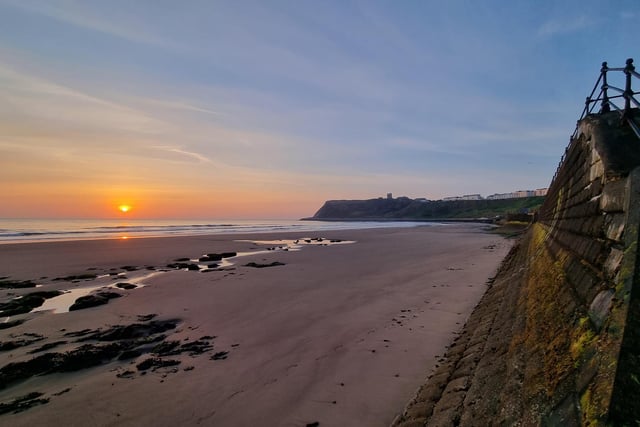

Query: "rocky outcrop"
<box><xmin>311</xmin><ymin>196</ymin><xmax>544</xmax><ymax>220</ymax></box>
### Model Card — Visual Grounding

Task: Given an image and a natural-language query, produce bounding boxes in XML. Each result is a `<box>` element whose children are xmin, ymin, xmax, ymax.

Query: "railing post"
<box><xmin>623</xmin><ymin>58</ymin><xmax>634</xmax><ymax>116</ymax></box>
<box><xmin>601</xmin><ymin>61</ymin><xmax>610</xmax><ymax>113</ymax></box>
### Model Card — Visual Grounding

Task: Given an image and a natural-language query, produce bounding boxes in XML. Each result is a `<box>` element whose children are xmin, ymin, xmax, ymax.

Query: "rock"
<box><xmin>116</xmin><ymin>283</ymin><xmax>137</xmax><ymax>290</ymax></box>
<box><xmin>0</xmin><ymin>320</ymin><xmax>24</xmax><ymax>330</ymax></box>
<box><xmin>0</xmin><ymin>342</ymin><xmax>125</xmax><ymax>389</ymax></box>
<box><xmin>52</xmin><ymin>274</ymin><xmax>97</xmax><ymax>281</ymax></box>
<box><xmin>152</xmin><ymin>340</ymin><xmax>181</xmax><ymax>356</ymax></box>
<box><xmin>136</xmin><ymin>357</ymin><xmax>181</xmax><ymax>371</ymax></box>
<box><xmin>0</xmin><ymin>279</ymin><xmax>36</xmax><ymax>289</ymax></box>
<box><xmin>81</xmin><ymin>319</ymin><xmax>178</xmax><ymax>341</ymax></box>
<box><xmin>243</xmin><ymin>262</ymin><xmax>285</xmax><ymax>268</ymax></box>
<box><xmin>203</xmin><ymin>252</ymin><xmax>236</xmax><ymax>261</ymax></box>
<box><xmin>0</xmin><ymin>392</ymin><xmax>49</xmax><ymax>415</ymax></box>
<box><xmin>0</xmin><ymin>291</ymin><xmax>63</xmax><ymax>316</ymax></box>
<box><xmin>28</xmin><ymin>341</ymin><xmax>68</xmax><ymax>354</ymax></box>
<box><xmin>166</xmin><ymin>262</ymin><xmax>200</xmax><ymax>270</ymax></box>
<box><xmin>211</xmin><ymin>351</ymin><xmax>229</xmax><ymax>360</ymax></box>
<box><xmin>69</xmin><ymin>291</ymin><xmax>122</xmax><ymax>311</ymax></box>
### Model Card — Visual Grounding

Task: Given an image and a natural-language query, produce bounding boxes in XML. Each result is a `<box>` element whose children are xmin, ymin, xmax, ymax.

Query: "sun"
<box><xmin>118</xmin><ymin>205</ymin><xmax>131</xmax><ymax>213</ymax></box>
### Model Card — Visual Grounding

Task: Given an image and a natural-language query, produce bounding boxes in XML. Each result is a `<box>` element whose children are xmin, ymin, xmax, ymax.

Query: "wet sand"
<box><xmin>0</xmin><ymin>224</ymin><xmax>512</xmax><ymax>426</ymax></box>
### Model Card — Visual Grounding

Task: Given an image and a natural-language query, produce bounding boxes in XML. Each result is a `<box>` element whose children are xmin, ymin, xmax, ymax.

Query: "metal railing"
<box><xmin>571</xmin><ymin>58</ymin><xmax>640</xmax><ymax>139</ymax></box>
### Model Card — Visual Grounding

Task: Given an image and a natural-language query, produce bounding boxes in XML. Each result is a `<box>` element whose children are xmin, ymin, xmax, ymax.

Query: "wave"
<box><xmin>0</xmin><ymin>219</ymin><xmax>432</xmax><ymax>243</ymax></box>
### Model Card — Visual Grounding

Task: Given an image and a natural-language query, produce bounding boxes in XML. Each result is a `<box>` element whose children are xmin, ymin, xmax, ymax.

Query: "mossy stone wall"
<box><xmin>537</xmin><ymin>111</ymin><xmax>640</xmax><ymax>424</ymax></box>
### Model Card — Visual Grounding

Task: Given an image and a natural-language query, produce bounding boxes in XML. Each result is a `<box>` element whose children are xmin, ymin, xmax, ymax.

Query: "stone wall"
<box><xmin>535</xmin><ymin>110</ymin><xmax>640</xmax><ymax>424</ymax></box>
<box><xmin>392</xmin><ymin>110</ymin><xmax>640</xmax><ymax>426</ymax></box>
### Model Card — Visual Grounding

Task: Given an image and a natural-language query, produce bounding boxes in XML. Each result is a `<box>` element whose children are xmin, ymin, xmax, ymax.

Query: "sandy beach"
<box><xmin>0</xmin><ymin>224</ymin><xmax>512</xmax><ymax>426</ymax></box>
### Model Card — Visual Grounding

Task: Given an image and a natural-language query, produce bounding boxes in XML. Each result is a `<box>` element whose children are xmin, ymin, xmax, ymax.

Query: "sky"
<box><xmin>0</xmin><ymin>0</ymin><xmax>637</xmax><ymax>219</ymax></box>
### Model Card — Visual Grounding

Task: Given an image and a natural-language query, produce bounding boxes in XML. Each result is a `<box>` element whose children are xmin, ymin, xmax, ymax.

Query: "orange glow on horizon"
<box><xmin>118</xmin><ymin>205</ymin><xmax>131</xmax><ymax>213</ymax></box>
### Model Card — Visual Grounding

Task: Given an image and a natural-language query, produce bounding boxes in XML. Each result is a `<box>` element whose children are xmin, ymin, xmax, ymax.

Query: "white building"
<box><xmin>443</xmin><ymin>194</ymin><xmax>483</xmax><ymax>201</ymax></box>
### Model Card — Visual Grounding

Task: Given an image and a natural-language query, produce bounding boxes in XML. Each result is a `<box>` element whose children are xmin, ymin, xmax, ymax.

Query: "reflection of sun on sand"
<box><xmin>0</xmin><ymin>225</ymin><xmax>512</xmax><ymax>426</ymax></box>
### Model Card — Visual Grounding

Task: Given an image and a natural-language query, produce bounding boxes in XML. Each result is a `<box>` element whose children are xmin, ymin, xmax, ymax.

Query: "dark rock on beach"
<box><xmin>0</xmin><ymin>342</ymin><xmax>125</xmax><ymax>389</ymax></box>
<box><xmin>116</xmin><ymin>282</ymin><xmax>137</xmax><ymax>290</ymax></box>
<box><xmin>0</xmin><ymin>320</ymin><xmax>25</xmax><ymax>330</ymax></box>
<box><xmin>0</xmin><ymin>291</ymin><xmax>63</xmax><ymax>316</ymax></box>
<box><xmin>0</xmin><ymin>279</ymin><xmax>36</xmax><ymax>289</ymax></box>
<box><xmin>52</xmin><ymin>274</ymin><xmax>97</xmax><ymax>282</ymax></box>
<box><xmin>201</xmin><ymin>252</ymin><xmax>237</xmax><ymax>262</ymax></box>
<box><xmin>80</xmin><ymin>319</ymin><xmax>179</xmax><ymax>342</ymax></box>
<box><xmin>244</xmin><ymin>261</ymin><xmax>285</xmax><ymax>268</ymax></box>
<box><xmin>166</xmin><ymin>262</ymin><xmax>200</xmax><ymax>270</ymax></box>
<box><xmin>0</xmin><ymin>392</ymin><xmax>49</xmax><ymax>415</ymax></box>
<box><xmin>221</xmin><ymin>252</ymin><xmax>237</xmax><ymax>258</ymax></box>
<box><xmin>0</xmin><ymin>334</ymin><xmax>44</xmax><ymax>352</ymax></box>
<box><xmin>211</xmin><ymin>351</ymin><xmax>229</xmax><ymax>360</ymax></box>
<box><xmin>0</xmin><ymin>319</ymin><xmax>182</xmax><ymax>390</ymax></box>
<box><xmin>69</xmin><ymin>291</ymin><xmax>122</xmax><ymax>311</ymax></box>
<box><xmin>136</xmin><ymin>357</ymin><xmax>181</xmax><ymax>371</ymax></box>
<box><xmin>28</xmin><ymin>341</ymin><xmax>68</xmax><ymax>354</ymax></box>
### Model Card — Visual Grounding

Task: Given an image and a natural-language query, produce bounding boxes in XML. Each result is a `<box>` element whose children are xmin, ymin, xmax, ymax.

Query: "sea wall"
<box><xmin>393</xmin><ymin>110</ymin><xmax>640</xmax><ymax>426</ymax></box>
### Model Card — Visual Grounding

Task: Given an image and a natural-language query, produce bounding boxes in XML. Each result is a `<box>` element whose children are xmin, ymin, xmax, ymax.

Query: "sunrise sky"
<box><xmin>0</xmin><ymin>0</ymin><xmax>636</xmax><ymax>219</ymax></box>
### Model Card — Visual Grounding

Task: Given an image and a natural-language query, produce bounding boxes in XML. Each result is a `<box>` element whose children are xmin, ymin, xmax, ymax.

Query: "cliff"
<box><xmin>312</xmin><ymin>196</ymin><xmax>545</xmax><ymax>220</ymax></box>
<box><xmin>394</xmin><ymin>109</ymin><xmax>640</xmax><ymax>426</ymax></box>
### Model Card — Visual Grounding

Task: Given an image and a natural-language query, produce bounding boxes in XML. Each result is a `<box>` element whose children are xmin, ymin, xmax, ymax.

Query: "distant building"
<box><xmin>442</xmin><ymin>188</ymin><xmax>547</xmax><ymax>201</ymax></box>
<box><xmin>387</xmin><ymin>193</ymin><xmax>393</xmax><ymax>199</ymax></box>
<box><xmin>514</xmin><ymin>190</ymin><xmax>535</xmax><ymax>198</ymax></box>
<box><xmin>443</xmin><ymin>194</ymin><xmax>482</xmax><ymax>201</ymax></box>
<box><xmin>486</xmin><ymin>192</ymin><xmax>516</xmax><ymax>200</ymax></box>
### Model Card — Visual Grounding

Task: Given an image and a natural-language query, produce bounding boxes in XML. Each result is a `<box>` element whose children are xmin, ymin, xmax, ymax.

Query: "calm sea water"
<box><xmin>0</xmin><ymin>219</ymin><xmax>436</xmax><ymax>244</ymax></box>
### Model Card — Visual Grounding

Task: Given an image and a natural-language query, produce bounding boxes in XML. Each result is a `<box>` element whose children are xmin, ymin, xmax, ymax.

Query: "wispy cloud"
<box><xmin>537</xmin><ymin>15</ymin><xmax>594</xmax><ymax>37</ymax></box>
<box><xmin>0</xmin><ymin>63</ymin><xmax>166</xmax><ymax>135</ymax></box>
<box><xmin>1</xmin><ymin>0</ymin><xmax>177</xmax><ymax>49</ymax></box>
<box><xmin>153</xmin><ymin>146</ymin><xmax>212</xmax><ymax>164</ymax></box>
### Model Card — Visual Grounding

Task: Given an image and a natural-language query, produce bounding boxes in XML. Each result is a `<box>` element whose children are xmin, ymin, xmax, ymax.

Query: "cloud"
<box><xmin>1</xmin><ymin>0</ymin><xmax>177</xmax><ymax>49</ymax></box>
<box><xmin>153</xmin><ymin>146</ymin><xmax>212</xmax><ymax>164</ymax></box>
<box><xmin>537</xmin><ymin>15</ymin><xmax>594</xmax><ymax>38</ymax></box>
<box><xmin>0</xmin><ymin>63</ymin><xmax>166</xmax><ymax>135</ymax></box>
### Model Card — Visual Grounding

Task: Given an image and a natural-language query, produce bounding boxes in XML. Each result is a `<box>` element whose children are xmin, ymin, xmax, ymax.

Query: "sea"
<box><xmin>0</xmin><ymin>218</ymin><xmax>436</xmax><ymax>244</ymax></box>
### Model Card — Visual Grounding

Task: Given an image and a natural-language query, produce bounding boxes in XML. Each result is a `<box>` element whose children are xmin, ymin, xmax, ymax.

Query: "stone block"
<box><xmin>590</xmin><ymin>178</ymin><xmax>604</xmax><ymax>197</ymax></box>
<box><xmin>604</xmin><ymin>248</ymin><xmax>624</xmax><ymax>278</ymax></box>
<box><xmin>584</xmin><ymin>239</ymin><xmax>605</xmax><ymax>266</ymax></box>
<box><xmin>570</xmin><ymin>266</ymin><xmax>598</xmax><ymax>303</ymax></box>
<box><xmin>586</xmin><ymin>198</ymin><xmax>601</xmax><ymax>216</ymax></box>
<box><xmin>590</xmin><ymin>160</ymin><xmax>604</xmax><ymax>182</ymax></box>
<box><xmin>600</xmin><ymin>179</ymin><xmax>627</xmax><ymax>212</ymax></box>
<box><xmin>589</xmin><ymin>289</ymin><xmax>615</xmax><ymax>330</ymax></box>
<box><xmin>604</xmin><ymin>213</ymin><xmax>625</xmax><ymax>242</ymax></box>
